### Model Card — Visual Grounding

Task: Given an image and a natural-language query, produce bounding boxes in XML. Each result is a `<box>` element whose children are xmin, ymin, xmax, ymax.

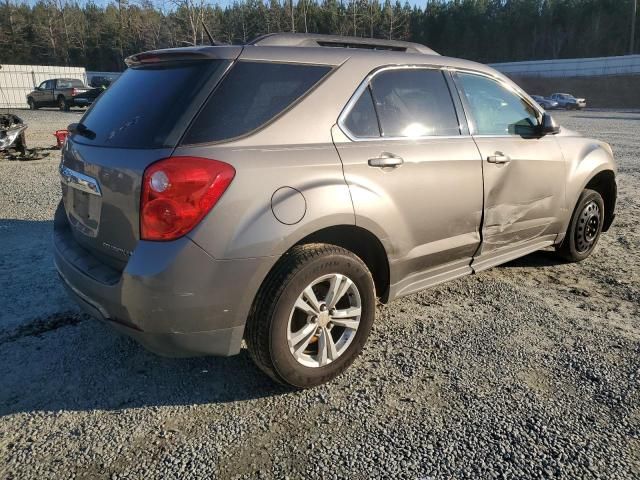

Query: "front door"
<box><xmin>333</xmin><ymin>67</ymin><xmax>484</xmax><ymax>298</ymax></box>
<box><xmin>453</xmin><ymin>71</ymin><xmax>566</xmax><ymax>271</ymax></box>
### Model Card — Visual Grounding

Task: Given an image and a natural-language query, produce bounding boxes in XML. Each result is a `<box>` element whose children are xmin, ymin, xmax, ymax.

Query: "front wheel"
<box><xmin>27</xmin><ymin>98</ymin><xmax>38</xmax><ymax>110</ymax></box>
<box><xmin>246</xmin><ymin>244</ymin><xmax>376</xmax><ymax>388</ymax></box>
<box><xmin>556</xmin><ymin>189</ymin><xmax>605</xmax><ymax>262</ymax></box>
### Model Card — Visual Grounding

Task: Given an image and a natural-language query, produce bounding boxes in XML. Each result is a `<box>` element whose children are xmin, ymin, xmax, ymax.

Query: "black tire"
<box><xmin>58</xmin><ymin>96</ymin><xmax>70</xmax><ymax>111</ymax></box>
<box><xmin>246</xmin><ymin>243</ymin><xmax>376</xmax><ymax>388</ymax></box>
<box><xmin>27</xmin><ymin>97</ymin><xmax>38</xmax><ymax>110</ymax></box>
<box><xmin>556</xmin><ymin>189</ymin><xmax>605</xmax><ymax>262</ymax></box>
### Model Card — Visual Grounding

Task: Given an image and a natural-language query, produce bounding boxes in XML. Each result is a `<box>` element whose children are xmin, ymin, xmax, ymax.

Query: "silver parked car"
<box><xmin>531</xmin><ymin>94</ymin><xmax>559</xmax><ymax>110</ymax></box>
<box><xmin>549</xmin><ymin>93</ymin><xmax>587</xmax><ymax>109</ymax></box>
<box><xmin>54</xmin><ymin>34</ymin><xmax>616</xmax><ymax>387</ymax></box>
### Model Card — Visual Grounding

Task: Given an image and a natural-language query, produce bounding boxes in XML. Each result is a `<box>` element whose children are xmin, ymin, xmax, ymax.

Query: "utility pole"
<box><xmin>632</xmin><ymin>0</ymin><xmax>637</xmax><ymax>54</ymax></box>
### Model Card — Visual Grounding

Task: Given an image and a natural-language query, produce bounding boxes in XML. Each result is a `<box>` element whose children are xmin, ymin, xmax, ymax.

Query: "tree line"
<box><xmin>0</xmin><ymin>0</ymin><xmax>637</xmax><ymax>72</ymax></box>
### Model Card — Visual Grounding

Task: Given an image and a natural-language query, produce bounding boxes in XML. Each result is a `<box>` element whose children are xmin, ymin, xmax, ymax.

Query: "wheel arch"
<box><xmin>584</xmin><ymin>170</ymin><xmax>616</xmax><ymax>232</ymax></box>
<box><xmin>294</xmin><ymin>225</ymin><xmax>391</xmax><ymax>303</ymax></box>
<box><xmin>562</xmin><ymin>139</ymin><xmax>617</xmax><ymax>235</ymax></box>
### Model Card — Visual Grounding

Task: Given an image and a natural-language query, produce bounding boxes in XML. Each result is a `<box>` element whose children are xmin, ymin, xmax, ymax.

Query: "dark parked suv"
<box><xmin>54</xmin><ymin>34</ymin><xmax>616</xmax><ymax>387</ymax></box>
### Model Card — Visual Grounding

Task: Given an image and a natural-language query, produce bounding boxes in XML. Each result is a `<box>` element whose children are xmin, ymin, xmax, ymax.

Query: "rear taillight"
<box><xmin>140</xmin><ymin>156</ymin><xmax>235</xmax><ymax>241</ymax></box>
<box><xmin>71</xmin><ymin>88</ymin><xmax>78</xmax><ymax>96</ymax></box>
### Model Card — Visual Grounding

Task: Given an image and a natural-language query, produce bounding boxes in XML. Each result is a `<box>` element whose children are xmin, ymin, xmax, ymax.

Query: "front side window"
<box><xmin>184</xmin><ymin>62</ymin><xmax>332</xmax><ymax>144</ymax></box>
<box><xmin>457</xmin><ymin>73</ymin><xmax>539</xmax><ymax>136</ymax></box>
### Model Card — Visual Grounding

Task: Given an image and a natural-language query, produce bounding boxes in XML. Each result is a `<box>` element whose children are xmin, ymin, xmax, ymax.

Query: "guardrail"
<box><xmin>489</xmin><ymin>55</ymin><xmax>640</xmax><ymax>78</ymax></box>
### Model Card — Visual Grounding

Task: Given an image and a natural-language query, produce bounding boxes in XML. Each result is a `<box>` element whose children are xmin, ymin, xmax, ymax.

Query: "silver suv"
<box><xmin>54</xmin><ymin>34</ymin><xmax>617</xmax><ymax>387</ymax></box>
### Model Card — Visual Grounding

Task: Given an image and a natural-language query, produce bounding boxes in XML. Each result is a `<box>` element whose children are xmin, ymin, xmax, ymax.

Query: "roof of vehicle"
<box><xmin>125</xmin><ymin>34</ymin><xmax>518</xmax><ymax>92</ymax></box>
<box><xmin>248</xmin><ymin>33</ymin><xmax>439</xmax><ymax>55</ymax></box>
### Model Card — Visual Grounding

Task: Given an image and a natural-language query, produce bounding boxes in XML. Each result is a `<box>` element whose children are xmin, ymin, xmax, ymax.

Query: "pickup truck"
<box><xmin>27</xmin><ymin>78</ymin><xmax>91</xmax><ymax>111</ymax></box>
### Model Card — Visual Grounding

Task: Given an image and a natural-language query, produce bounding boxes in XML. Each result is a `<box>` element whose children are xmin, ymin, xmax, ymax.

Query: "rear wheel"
<box><xmin>556</xmin><ymin>189</ymin><xmax>604</xmax><ymax>262</ymax></box>
<box><xmin>246</xmin><ymin>244</ymin><xmax>376</xmax><ymax>388</ymax></box>
<box><xmin>58</xmin><ymin>96</ymin><xmax>70</xmax><ymax>111</ymax></box>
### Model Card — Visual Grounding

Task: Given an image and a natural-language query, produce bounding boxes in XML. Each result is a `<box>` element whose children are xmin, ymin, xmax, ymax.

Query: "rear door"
<box><xmin>333</xmin><ymin>67</ymin><xmax>484</xmax><ymax>297</ymax></box>
<box><xmin>60</xmin><ymin>49</ymin><xmax>240</xmax><ymax>269</ymax></box>
<box><xmin>453</xmin><ymin>71</ymin><xmax>566</xmax><ymax>271</ymax></box>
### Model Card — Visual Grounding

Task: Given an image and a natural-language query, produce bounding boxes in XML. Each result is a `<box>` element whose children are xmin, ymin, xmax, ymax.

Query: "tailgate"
<box><xmin>60</xmin><ymin>139</ymin><xmax>173</xmax><ymax>270</ymax></box>
<box><xmin>59</xmin><ymin>47</ymin><xmax>241</xmax><ymax>270</ymax></box>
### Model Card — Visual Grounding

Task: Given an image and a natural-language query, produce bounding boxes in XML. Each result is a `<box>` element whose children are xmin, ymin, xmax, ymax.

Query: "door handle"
<box><xmin>368</xmin><ymin>153</ymin><xmax>404</xmax><ymax>168</ymax></box>
<box><xmin>487</xmin><ymin>152</ymin><xmax>511</xmax><ymax>164</ymax></box>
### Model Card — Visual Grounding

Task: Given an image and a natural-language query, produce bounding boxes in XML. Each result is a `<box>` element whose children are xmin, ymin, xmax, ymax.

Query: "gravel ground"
<box><xmin>0</xmin><ymin>109</ymin><xmax>639</xmax><ymax>479</ymax></box>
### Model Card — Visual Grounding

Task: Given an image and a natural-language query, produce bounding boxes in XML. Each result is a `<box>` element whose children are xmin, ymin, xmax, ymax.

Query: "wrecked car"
<box><xmin>0</xmin><ymin>113</ymin><xmax>27</xmax><ymax>156</ymax></box>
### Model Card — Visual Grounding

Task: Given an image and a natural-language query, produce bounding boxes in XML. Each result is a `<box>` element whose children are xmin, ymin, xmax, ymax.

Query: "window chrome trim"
<box><xmin>337</xmin><ymin>64</ymin><xmax>468</xmax><ymax>142</ymax></box>
<box><xmin>59</xmin><ymin>165</ymin><xmax>102</xmax><ymax>196</ymax></box>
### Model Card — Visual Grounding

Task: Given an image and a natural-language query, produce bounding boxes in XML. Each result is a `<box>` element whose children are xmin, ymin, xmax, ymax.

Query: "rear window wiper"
<box><xmin>68</xmin><ymin>122</ymin><xmax>96</xmax><ymax>140</ymax></box>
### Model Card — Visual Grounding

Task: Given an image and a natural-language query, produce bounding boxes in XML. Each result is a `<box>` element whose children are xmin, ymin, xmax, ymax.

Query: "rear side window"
<box><xmin>58</xmin><ymin>79</ymin><xmax>84</xmax><ymax>88</ymax></box>
<box><xmin>77</xmin><ymin>60</ymin><xmax>228</xmax><ymax>148</ymax></box>
<box><xmin>370</xmin><ymin>69</ymin><xmax>460</xmax><ymax>137</ymax></box>
<box><xmin>183</xmin><ymin>62</ymin><xmax>331</xmax><ymax>144</ymax></box>
<box><xmin>343</xmin><ymin>87</ymin><xmax>380</xmax><ymax>138</ymax></box>
<box><xmin>341</xmin><ymin>68</ymin><xmax>460</xmax><ymax>139</ymax></box>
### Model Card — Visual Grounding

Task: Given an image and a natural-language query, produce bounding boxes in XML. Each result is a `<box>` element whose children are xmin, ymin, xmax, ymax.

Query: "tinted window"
<box><xmin>369</xmin><ymin>69</ymin><xmax>460</xmax><ymax>137</ymax></box>
<box><xmin>184</xmin><ymin>62</ymin><xmax>331</xmax><ymax>144</ymax></box>
<box><xmin>57</xmin><ymin>79</ymin><xmax>85</xmax><ymax>88</ymax></box>
<box><xmin>343</xmin><ymin>87</ymin><xmax>380</xmax><ymax>138</ymax></box>
<box><xmin>458</xmin><ymin>73</ymin><xmax>539</xmax><ymax>136</ymax></box>
<box><xmin>78</xmin><ymin>60</ymin><xmax>227</xmax><ymax>148</ymax></box>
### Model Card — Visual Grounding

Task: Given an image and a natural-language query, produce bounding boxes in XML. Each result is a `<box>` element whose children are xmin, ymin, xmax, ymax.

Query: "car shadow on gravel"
<box><xmin>0</xmin><ymin>220</ymin><xmax>290</xmax><ymax>416</ymax></box>
<box><xmin>500</xmin><ymin>250</ymin><xmax>566</xmax><ymax>269</ymax></box>
<box><xmin>0</xmin><ymin>317</ymin><xmax>290</xmax><ymax>416</ymax></box>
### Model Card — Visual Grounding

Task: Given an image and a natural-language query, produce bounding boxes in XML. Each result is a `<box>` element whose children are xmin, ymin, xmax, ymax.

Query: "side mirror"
<box><xmin>540</xmin><ymin>113</ymin><xmax>560</xmax><ymax>135</ymax></box>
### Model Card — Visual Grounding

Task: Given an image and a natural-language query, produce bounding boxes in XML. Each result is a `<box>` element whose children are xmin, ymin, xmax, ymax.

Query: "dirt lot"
<box><xmin>1</xmin><ymin>108</ymin><xmax>639</xmax><ymax>479</ymax></box>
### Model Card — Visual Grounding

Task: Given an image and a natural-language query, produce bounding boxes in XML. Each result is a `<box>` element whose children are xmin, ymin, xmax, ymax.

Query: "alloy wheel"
<box><xmin>287</xmin><ymin>273</ymin><xmax>362</xmax><ymax>368</ymax></box>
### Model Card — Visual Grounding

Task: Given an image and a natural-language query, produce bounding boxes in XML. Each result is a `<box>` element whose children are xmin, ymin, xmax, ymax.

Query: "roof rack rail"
<box><xmin>248</xmin><ymin>33</ymin><xmax>438</xmax><ymax>55</ymax></box>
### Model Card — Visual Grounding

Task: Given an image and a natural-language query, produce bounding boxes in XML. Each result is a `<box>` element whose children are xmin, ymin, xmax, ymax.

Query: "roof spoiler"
<box><xmin>248</xmin><ymin>33</ymin><xmax>438</xmax><ymax>55</ymax></box>
<box><xmin>125</xmin><ymin>46</ymin><xmax>242</xmax><ymax>67</ymax></box>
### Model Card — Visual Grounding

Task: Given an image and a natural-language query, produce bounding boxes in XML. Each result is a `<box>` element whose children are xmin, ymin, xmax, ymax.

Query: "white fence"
<box><xmin>489</xmin><ymin>54</ymin><xmax>640</xmax><ymax>78</ymax></box>
<box><xmin>0</xmin><ymin>64</ymin><xmax>86</xmax><ymax>108</ymax></box>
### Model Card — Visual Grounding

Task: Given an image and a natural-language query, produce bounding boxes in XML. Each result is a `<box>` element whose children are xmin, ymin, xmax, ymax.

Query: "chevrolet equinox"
<box><xmin>54</xmin><ymin>33</ymin><xmax>617</xmax><ymax>387</ymax></box>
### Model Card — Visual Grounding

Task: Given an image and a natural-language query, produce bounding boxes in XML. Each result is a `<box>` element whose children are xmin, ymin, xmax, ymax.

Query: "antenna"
<box><xmin>202</xmin><ymin>21</ymin><xmax>215</xmax><ymax>45</ymax></box>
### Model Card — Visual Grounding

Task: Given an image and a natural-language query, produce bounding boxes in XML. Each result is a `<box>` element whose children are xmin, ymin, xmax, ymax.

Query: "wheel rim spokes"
<box><xmin>287</xmin><ymin>273</ymin><xmax>362</xmax><ymax>368</ymax></box>
<box><xmin>325</xmin><ymin>274</ymin><xmax>353</xmax><ymax>309</ymax></box>
<box><xmin>575</xmin><ymin>201</ymin><xmax>601</xmax><ymax>253</ymax></box>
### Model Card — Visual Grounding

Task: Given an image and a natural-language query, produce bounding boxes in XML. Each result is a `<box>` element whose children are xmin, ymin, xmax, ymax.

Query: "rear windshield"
<box><xmin>183</xmin><ymin>61</ymin><xmax>332</xmax><ymax>144</ymax></box>
<box><xmin>58</xmin><ymin>79</ymin><xmax>85</xmax><ymax>88</ymax></box>
<box><xmin>76</xmin><ymin>60</ymin><xmax>228</xmax><ymax>149</ymax></box>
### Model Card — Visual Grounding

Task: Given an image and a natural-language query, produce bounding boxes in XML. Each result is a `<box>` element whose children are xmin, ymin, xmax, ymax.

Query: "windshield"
<box><xmin>76</xmin><ymin>60</ymin><xmax>228</xmax><ymax>148</ymax></box>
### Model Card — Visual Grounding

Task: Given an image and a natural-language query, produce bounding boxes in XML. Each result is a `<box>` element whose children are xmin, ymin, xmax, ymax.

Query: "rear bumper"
<box><xmin>53</xmin><ymin>203</ymin><xmax>270</xmax><ymax>357</ymax></box>
<box><xmin>70</xmin><ymin>97</ymin><xmax>93</xmax><ymax>107</ymax></box>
